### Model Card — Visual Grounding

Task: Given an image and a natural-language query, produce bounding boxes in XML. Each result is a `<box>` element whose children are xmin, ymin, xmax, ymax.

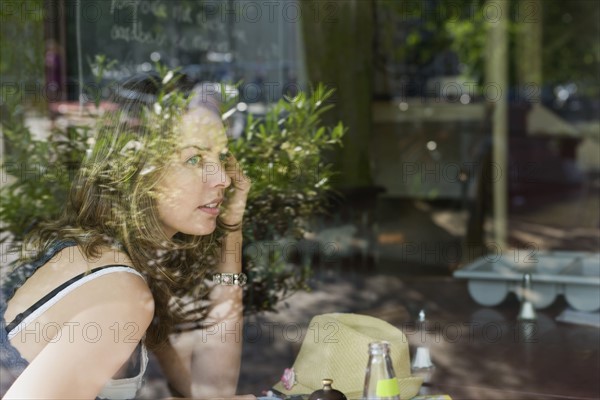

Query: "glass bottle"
<box><xmin>363</xmin><ymin>341</ymin><xmax>401</xmax><ymax>400</ymax></box>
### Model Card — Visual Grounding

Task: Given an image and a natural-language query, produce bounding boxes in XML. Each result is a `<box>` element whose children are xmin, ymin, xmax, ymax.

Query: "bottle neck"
<box><xmin>368</xmin><ymin>341</ymin><xmax>391</xmax><ymax>355</ymax></box>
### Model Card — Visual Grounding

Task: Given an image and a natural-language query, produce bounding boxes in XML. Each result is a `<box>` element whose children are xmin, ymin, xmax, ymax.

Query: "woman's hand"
<box><xmin>220</xmin><ymin>153</ymin><xmax>251</xmax><ymax>226</ymax></box>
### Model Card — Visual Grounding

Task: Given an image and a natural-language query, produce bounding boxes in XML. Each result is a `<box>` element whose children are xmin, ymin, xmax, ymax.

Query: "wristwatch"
<box><xmin>213</xmin><ymin>272</ymin><xmax>248</xmax><ymax>286</ymax></box>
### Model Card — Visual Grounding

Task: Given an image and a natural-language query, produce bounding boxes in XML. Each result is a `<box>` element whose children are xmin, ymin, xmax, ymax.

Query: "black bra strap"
<box><xmin>5</xmin><ymin>265</ymin><xmax>132</xmax><ymax>334</ymax></box>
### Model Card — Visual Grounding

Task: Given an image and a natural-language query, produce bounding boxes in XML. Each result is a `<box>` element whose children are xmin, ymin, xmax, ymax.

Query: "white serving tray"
<box><xmin>453</xmin><ymin>251</ymin><xmax>600</xmax><ymax>312</ymax></box>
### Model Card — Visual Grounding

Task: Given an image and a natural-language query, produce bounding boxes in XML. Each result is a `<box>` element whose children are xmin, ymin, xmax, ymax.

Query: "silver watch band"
<box><xmin>213</xmin><ymin>272</ymin><xmax>248</xmax><ymax>286</ymax></box>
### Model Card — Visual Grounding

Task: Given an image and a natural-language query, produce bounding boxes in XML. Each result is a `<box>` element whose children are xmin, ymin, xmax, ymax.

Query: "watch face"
<box><xmin>221</xmin><ymin>273</ymin><xmax>235</xmax><ymax>285</ymax></box>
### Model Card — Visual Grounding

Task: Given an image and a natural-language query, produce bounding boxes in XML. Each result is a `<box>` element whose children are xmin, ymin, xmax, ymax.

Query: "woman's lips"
<box><xmin>198</xmin><ymin>206</ymin><xmax>220</xmax><ymax>216</ymax></box>
<box><xmin>198</xmin><ymin>200</ymin><xmax>222</xmax><ymax>216</ymax></box>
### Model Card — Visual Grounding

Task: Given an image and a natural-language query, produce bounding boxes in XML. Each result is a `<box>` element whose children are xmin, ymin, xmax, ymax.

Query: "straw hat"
<box><xmin>273</xmin><ymin>313</ymin><xmax>423</xmax><ymax>399</ymax></box>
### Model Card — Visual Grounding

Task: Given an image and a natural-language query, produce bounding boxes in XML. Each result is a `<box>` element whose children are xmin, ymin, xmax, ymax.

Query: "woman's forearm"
<box><xmin>190</xmin><ymin>229</ymin><xmax>244</xmax><ymax>397</ymax></box>
<box><xmin>154</xmin><ymin>340</ymin><xmax>192</xmax><ymax>397</ymax></box>
<box><xmin>217</xmin><ymin>229</ymin><xmax>243</xmax><ymax>273</ymax></box>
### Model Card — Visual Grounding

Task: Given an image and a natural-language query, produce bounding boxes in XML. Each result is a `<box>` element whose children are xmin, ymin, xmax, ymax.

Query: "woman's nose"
<box><xmin>203</xmin><ymin>161</ymin><xmax>231</xmax><ymax>188</ymax></box>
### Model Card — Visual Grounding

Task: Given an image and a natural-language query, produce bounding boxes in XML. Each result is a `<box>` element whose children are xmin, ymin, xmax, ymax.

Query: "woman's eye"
<box><xmin>186</xmin><ymin>155</ymin><xmax>202</xmax><ymax>166</ymax></box>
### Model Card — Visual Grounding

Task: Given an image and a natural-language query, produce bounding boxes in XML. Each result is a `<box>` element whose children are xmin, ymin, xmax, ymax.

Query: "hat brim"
<box><xmin>273</xmin><ymin>375</ymin><xmax>423</xmax><ymax>400</ymax></box>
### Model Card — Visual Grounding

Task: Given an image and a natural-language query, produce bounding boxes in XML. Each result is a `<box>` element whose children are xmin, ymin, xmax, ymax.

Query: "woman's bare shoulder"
<box><xmin>63</xmin><ymin>269</ymin><xmax>155</xmax><ymax>330</ymax></box>
<box><xmin>49</xmin><ymin>244</ymin><xmax>154</xmax><ymax>318</ymax></box>
<box><xmin>5</xmin><ymin>243</ymin><xmax>151</xmax><ymax>330</ymax></box>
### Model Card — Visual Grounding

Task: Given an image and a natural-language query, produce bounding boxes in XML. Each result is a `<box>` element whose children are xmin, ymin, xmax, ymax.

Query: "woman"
<box><xmin>1</xmin><ymin>78</ymin><xmax>253</xmax><ymax>399</ymax></box>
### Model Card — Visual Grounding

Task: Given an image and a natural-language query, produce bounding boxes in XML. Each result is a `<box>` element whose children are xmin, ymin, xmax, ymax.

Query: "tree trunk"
<box><xmin>515</xmin><ymin>0</ymin><xmax>543</xmax><ymax>99</ymax></box>
<box><xmin>485</xmin><ymin>0</ymin><xmax>510</xmax><ymax>249</ymax></box>
<box><xmin>300</xmin><ymin>0</ymin><xmax>374</xmax><ymax>188</ymax></box>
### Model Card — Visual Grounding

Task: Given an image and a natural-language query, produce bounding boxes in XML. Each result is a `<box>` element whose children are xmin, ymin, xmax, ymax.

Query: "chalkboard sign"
<box><xmin>64</xmin><ymin>0</ymin><xmax>305</xmax><ymax>102</ymax></box>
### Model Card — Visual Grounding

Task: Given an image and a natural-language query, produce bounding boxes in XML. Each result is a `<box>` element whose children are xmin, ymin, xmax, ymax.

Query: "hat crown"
<box><xmin>274</xmin><ymin>313</ymin><xmax>422</xmax><ymax>399</ymax></box>
<box><xmin>290</xmin><ymin>314</ymin><xmax>412</xmax><ymax>392</ymax></box>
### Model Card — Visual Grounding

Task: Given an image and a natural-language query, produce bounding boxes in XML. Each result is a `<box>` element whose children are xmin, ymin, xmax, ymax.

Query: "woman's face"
<box><xmin>155</xmin><ymin>108</ymin><xmax>231</xmax><ymax>238</ymax></box>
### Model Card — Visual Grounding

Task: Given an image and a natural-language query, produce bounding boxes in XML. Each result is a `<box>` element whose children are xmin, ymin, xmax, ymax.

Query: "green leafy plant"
<box><xmin>229</xmin><ymin>85</ymin><xmax>346</xmax><ymax>313</ymax></box>
<box><xmin>0</xmin><ymin>68</ymin><xmax>345</xmax><ymax>314</ymax></box>
<box><xmin>1</xmin><ymin>121</ymin><xmax>93</xmax><ymax>245</ymax></box>
<box><xmin>86</xmin><ymin>54</ymin><xmax>118</xmax><ymax>108</ymax></box>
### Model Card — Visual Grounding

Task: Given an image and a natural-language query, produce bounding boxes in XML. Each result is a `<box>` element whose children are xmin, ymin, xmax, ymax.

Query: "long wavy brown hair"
<box><xmin>21</xmin><ymin>77</ymin><xmax>231</xmax><ymax>349</ymax></box>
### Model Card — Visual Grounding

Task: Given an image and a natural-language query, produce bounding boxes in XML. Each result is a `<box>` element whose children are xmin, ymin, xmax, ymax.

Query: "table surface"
<box><xmin>394</xmin><ymin>277</ymin><xmax>600</xmax><ymax>400</ymax></box>
<box><xmin>237</xmin><ymin>274</ymin><xmax>599</xmax><ymax>400</ymax></box>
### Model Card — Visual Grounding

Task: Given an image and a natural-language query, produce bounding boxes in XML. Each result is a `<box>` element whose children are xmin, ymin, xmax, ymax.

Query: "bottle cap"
<box><xmin>308</xmin><ymin>379</ymin><xmax>348</xmax><ymax>400</ymax></box>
